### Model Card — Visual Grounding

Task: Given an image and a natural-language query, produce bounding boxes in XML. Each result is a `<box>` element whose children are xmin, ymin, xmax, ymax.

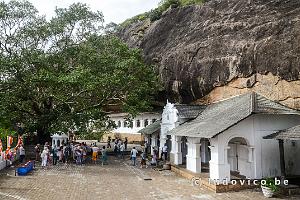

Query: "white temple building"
<box><xmin>105</xmin><ymin>112</ymin><xmax>160</xmax><ymax>142</ymax></box>
<box><xmin>140</xmin><ymin>102</ymin><xmax>206</xmax><ymax>162</ymax></box>
<box><xmin>51</xmin><ymin>132</ymin><xmax>68</xmax><ymax>148</ymax></box>
<box><xmin>141</xmin><ymin>92</ymin><xmax>300</xmax><ymax>182</ymax></box>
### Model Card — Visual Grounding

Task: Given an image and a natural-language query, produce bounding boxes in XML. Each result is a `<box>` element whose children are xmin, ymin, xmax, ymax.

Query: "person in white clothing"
<box><xmin>41</xmin><ymin>147</ymin><xmax>48</xmax><ymax>168</ymax></box>
<box><xmin>19</xmin><ymin>145</ymin><xmax>25</xmax><ymax>163</ymax></box>
<box><xmin>120</xmin><ymin>142</ymin><xmax>125</xmax><ymax>159</ymax></box>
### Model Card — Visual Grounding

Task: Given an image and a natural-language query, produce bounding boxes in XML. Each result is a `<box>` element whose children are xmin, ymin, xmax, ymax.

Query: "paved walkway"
<box><xmin>0</xmin><ymin>157</ymin><xmax>298</xmax><ymax>200</ymax></box>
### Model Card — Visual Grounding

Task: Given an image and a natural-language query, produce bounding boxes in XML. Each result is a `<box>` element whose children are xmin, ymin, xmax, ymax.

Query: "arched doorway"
<box><xmin>228</xmin><ymin>137</ymin><xmax>251</xmax><ymax>178</ymax></box>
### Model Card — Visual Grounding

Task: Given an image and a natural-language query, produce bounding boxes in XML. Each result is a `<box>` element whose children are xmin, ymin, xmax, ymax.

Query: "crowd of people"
<box><xmin>112</xmin><ymin>137</ymin><xmax>127</xmax><ymax>159</ymax></box>
<box><xmin>31</xmin><ymin>137</ymin><xmax>167</xmax><ymax>169</ymax></box>
<box><xmin>34</xmin><ymin>141</ymin><xmax>109</xmax><ymax>168</ymax></box>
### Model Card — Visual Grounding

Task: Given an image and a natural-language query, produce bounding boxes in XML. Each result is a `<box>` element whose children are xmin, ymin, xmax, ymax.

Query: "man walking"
<box><xmin>34</xmin><ymin>144</ymin><xmax>40</xmax><ymax>161</ymax></box>
<box><xmin>52</xmin><ymin>145</ymin><xmax>58</xmax><ymax>165</ymax></box>
<box><xmin>163</xmin><ymin>144</ymin><xmax>168</xmax><ymax>161</ymax></box>
<box><xmin>124</xmin><ymin>137</ymin><xmax>128</xmax><ymax>150</ymax></box>
<box><xmin>120</xmin><ymin>142</ymin><xmax>125</xmax><ymax>159</ymax></box>
<box><xmin>130</xmin><ymin>147</ymin><xmax>138</xmax><ymax>166</ymax></box>
<box><xmin>19</xmin><ymin>144</ymin><xmax>25</xmax><ymax>163</ymax></box>
<box><xmin>101</xmin><ymin>146</ymin><xmax>108</xmax><ymax>166</ymax></box>
<box><xmin>107</xmin><ymin>137</ymin><xmax>111</xmax><ymax>148</ymax></box>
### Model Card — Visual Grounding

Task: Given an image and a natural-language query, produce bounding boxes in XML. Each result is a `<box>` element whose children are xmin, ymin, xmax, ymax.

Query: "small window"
<box><xmin>152</xmin><ymin>119</ymin><xmax>156</xmax><ymax>123</ymax></box>
<box><xmin>136</xmin><ymin>120</ymin><xmax>141</xmax><ymax>127</ymax></box>
<box><xmin>144</xmin><ymin>119</ymin><xmax>149</xmax><ymax>127</ymax></box>
<box><xmin>118</xmin><ymin>121</ymin><xmax>121</xmax><ymax>128</ymax></box>
<box><xmin>167</xmin><ymin>115</ymin><xmax>169</xmax><ymax>120</ymax></box>
<box><xmin>124</xmin><ymin>121</ymin><xmax>127</xmax><ymax>127</ymax></box>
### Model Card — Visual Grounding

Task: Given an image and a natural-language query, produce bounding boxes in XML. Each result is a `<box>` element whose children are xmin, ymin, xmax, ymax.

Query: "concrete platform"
<box><xmin>171</xmin><ymin>164</ymin><xmax>259</xmax><ymax>193</ymax></box>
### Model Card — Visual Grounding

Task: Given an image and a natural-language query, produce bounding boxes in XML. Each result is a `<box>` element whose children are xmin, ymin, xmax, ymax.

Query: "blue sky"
<box><xmin>25</xmin><ymin>0</ymin><xmax>161</xmax><ymax>24</ymax></box>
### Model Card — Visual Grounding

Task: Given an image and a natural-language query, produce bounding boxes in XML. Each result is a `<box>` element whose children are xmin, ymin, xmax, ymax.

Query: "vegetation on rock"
<box><xmin>120</xmin><ymin>0</ymin><xmax>205</xmax><ymax>28</ymax></box>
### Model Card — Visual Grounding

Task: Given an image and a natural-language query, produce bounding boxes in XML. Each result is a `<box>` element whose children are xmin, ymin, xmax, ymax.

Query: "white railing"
<box><xmin>0</xmin><ymin>157</ymin><xmax>7</xmax><ymax>170</ymax></box>
<box><xmin>0</xmin><ymin>153</ymin><xmax>19</xmax><ymax>171</ymax></box>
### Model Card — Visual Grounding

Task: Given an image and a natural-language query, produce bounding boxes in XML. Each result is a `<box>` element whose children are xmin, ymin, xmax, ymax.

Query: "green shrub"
<box><xmin>261</xmin><ymin>177</ymin><xmax>279</xmax><ymax>192</ymax></box>
<box><xmin>180</xmin><ymin>0</ymin><xmax>205</xmax><ymax>6</ymax></box>
<box><xmin>149</xmin><ymin>8</ymin><xmax>163</xmax><ymax>22</ymax></box>
<box><xmin>120</xmin><ymin>0</ymin><xmax>205</xmax><ymax>28</ymax></box>
<box><xmin>159</xmin><ymin>0</ymin><xmax>181</xmax><ymax>11</ymax></box>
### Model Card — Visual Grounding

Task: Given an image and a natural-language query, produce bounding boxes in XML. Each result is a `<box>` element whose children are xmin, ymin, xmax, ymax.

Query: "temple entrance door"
<box><xmin>228</xmin><ymin>137</ymin><xmax>250</xmax><ymax>178</ymax></box>
<box><xmin>181</xmin><ymin>136</ymin><xmax>187</xmax><ymax>165</ymax></box>
<box><xmin>200</xmin><ymin>138</ymin><xmax>211</xmax><ymax>172</ymax></box>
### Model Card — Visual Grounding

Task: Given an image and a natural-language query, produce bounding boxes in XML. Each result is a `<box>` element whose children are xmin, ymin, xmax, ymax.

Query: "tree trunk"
<box><xmin>37</xmin><ymin>127</ymin><xmax>51</xmax><ymax>144</ymax></box>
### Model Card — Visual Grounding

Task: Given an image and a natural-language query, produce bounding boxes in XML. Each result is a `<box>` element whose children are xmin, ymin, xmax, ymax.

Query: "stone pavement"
<box><xmin>0</xmin><ymin>157</ymin><xmax>298</xmax><ymax>200</ymax></box>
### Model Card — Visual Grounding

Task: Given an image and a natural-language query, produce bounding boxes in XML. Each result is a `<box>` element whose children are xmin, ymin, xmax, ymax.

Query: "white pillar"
<box><xmin>209</xmin><ymin>137</ymin><xmax>231</xmax><ymax>182</ymax></box>
<box><xmin>151</xmin><ymin>134</ymin><xmax>157</xmax><ymax>155</ymax></box>
<box><xmin>159</xmin><ymin>136</ymin><xmax>167</xmax><ymax>158</ymax></box>
<box><xmin>186</xmin><ymin>137</ymin><xmax>201</xmax><ymax>173</ymax></box>
<box><xmin>52</xmin><ymin>138</ymin><xmax>55</xmax><ymax>148</ymax></box>
<box><xmin>247</xmin><ymin>146</ymin><xmax>254</xmax><ymax>162</ymax></box>
<box><xmin>170</xmin><ymin>135</ymin><xmax>182</xmax><ymax>165</ymax></box>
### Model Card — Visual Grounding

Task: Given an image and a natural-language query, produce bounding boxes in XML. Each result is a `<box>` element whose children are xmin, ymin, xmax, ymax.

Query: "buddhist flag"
<box><xmin>16</xmin><ymin>135</ymin><xmax>23</xmax><ymax>147</ymax></box>
<box><xmin>0</xmin><ymin>139</ymin><xmax>2</xmax><ymax>152</ymax></box>
<box><xmin>7</xmin><ymin>136</ymin><xmax>13</xmax><ymax>148</ymax></box>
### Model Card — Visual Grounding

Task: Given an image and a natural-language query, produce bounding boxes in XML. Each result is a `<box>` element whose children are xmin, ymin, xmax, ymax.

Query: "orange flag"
<box><xmin>16</xmin><ymin>135</ymin><xmax>23</xmax><ymax>147</ymax></box>
<box><xmin>0</xmin><ymin>139</ymin><xmax>2</xmax><ymax>152</ymax></box>
<box><xmin>7</xmin><ymin>136</ymin><xmax>13</xmax><ymax>148</ymax></box>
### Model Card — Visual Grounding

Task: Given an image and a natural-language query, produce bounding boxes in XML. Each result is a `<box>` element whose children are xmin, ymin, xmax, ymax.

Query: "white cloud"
<box><xmin>23</xmin><ymin>0</ymin><xmax>161</xmax><ymax>24</ymax></box>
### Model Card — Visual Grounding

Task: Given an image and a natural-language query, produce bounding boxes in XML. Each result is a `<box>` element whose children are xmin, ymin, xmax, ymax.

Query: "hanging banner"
<box><xmin>15</xmin><ymin>136</ymin><xmax>23</xmax><ymax>150</ymax></box>
<box><xmin>7</xmin><ymin>136</ymin><xmax>13</xmax><ymax>148</ymax></box>
<box><xmin>16</xmin><ymin>135</ymin><xmax>23</xmax><ymax>148</ymax></box>
<box><xmin>5</xmin><ymin>147</ymin><xmax>11</xmax><ymax>160</ymax></box>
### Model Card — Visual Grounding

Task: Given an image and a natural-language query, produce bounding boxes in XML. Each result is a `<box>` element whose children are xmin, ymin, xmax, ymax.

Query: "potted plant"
<box><xmin>261</xmin><ymin>177</ymin><xmax>279</xmax><ymax>198</ymax></box>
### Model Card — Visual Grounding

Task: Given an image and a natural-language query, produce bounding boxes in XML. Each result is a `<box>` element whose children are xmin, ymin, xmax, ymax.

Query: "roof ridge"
<box><xmin>206</xmin><ymin>92</ymin><xmax>253</xmax><ymax>105</ymax></box>
<box><xmin>253</xmin><ymin>93</ymin><xmax>300</xmax><ymax>113</ymax></box>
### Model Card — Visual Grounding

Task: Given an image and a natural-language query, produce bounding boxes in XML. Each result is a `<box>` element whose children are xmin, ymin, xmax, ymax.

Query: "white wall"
<box><xmin>253</xmin><ymin>114</ymin><xmax>300</xmax><ymax>177</ymax></box>
<box><xmin>213</xmin><ymin>114</ymin><xmax>300</xmax><ymax>180</ymax></box>
<box><xmin>109</xmin><ymin>113</ymin><xmax>160</xmax><ymax>134</ymax></box>
<box><xmin>284</xmin><ymin>140</ymin><xmax>300</xmax><ymax>175</ymax></box>
<box><xmin>0</xmin><ymin>160</ymin><xmax>6</xmax><ymax>170</ymax></box>
<box><xmin>214</xmin><ymin>116</ymin><xmax>255</xmax><ymax>179</ymax></box>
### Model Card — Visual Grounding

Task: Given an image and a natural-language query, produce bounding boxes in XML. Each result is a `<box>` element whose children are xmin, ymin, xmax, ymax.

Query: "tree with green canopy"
<box><xmin>0</xmin><ymin>0</ymin><xmax>158</xmax><ymax>143</ymax></box>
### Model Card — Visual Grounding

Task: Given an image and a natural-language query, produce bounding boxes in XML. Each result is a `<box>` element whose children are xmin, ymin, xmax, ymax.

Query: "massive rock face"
<box><xmin>118</xmin><ymin>0</ymin><xmax>300</xmax><ymax>108</ymax></box>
